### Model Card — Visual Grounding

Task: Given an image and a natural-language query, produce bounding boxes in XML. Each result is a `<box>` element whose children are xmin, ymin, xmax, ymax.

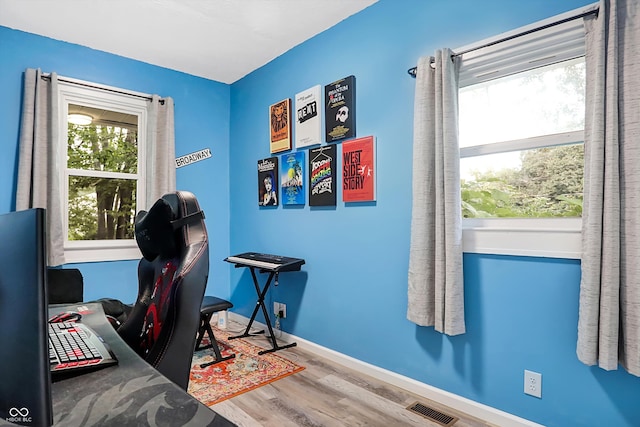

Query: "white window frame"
<box><xmin>456</xmin><ymin>4</ymin><xmax>596</xmax><ymax>259</ymax></box>
<box><xmin>58</xmin><ymin>79</ymin><xmax>148</xmax><ymax>263</ymax></box>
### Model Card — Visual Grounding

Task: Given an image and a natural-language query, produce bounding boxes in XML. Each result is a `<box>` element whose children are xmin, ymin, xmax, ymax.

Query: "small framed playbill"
<box><xmin>325</xmin><ymin>75</ymin><xmax>355</xmax><ymax>142</ymax></box>
<box><xmin>269</xmin><ymin>98</ymin><xmax>292</xmax><ymax>153</ymax></box>
<box><xmin>281</xmin><ymin>151</ymin><xmax>305</xmax><ymax>205</ymax></box>
<box><xmin>309</xmin><ymin>145</ymin><xmax>337</xmax><ymax>206</ymax></box>
<box><xmin>258</xmin><ymin>157</ymin><xmax>279</xmax><ymax>206</ymax></box>
<box><xmin>342</xmin><ymin>135</ymin><xmax>375</xmax><ymax>202</ymax></box>
<box><xmin>295</xmin><ymin>85</ymin><xmax>322</xmax><ymax>149</ymax></box>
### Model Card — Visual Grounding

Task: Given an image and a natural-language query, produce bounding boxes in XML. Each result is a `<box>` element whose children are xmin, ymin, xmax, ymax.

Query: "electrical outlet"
<box><xmin>279</xmin><ymin>302</ymin><xmax>286</xmax><ymax>319</ymax></box>
<box><xmin>524</xmin><ymin>370</ymin><xmax>542</xmax><ymax>398</ymax></box>
<box><xmin>273</xmin><ymin>302</ymin><xmax>286</xmax><ymax>319</ymax></box>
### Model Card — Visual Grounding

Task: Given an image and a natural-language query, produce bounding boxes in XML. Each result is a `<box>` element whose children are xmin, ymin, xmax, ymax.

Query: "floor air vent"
<box><xmin>406</xmin><ymin>401</ymin><xmax>459</xmax><ymax>426</ymax></box>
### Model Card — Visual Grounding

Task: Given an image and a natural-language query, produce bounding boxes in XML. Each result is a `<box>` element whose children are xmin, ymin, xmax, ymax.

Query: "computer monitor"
<box><xmin>0</xmin><ymin>208</ymin><xmax>52</xmax><ymax>426</ymax></box>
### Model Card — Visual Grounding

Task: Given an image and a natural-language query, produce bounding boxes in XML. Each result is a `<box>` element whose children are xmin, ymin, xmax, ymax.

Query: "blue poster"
<box><xmin>280</xmin><ymin>151</ymin><xmax>305</xmax><ymax>205</ymax></box>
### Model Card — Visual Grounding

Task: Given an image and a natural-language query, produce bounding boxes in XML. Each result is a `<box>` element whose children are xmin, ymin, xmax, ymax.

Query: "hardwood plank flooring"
<box><xmin>206</xmin><ymin>322</ymin><xmax>491</xmax><ymax>427</ymax></box>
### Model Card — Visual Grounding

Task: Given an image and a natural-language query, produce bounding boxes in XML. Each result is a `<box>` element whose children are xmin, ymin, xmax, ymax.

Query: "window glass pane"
<box><xmin>67</xmin><ymin>104</ymin><xmax>138</xmax><ymax>173</ymax></box>
<box><xmin>459</xmin><ymin>58</ymin><xmax>585</xmax><ymax>148</ymax></box>
<box><xmin>461</xmin><ymin>144</ymin><xmax>584</xmax><ymax>218</ymax></box>
<box><xmin>68</xmin><ymin>176</ymin><xmax>137</xmax><ymax>240</ymax></box>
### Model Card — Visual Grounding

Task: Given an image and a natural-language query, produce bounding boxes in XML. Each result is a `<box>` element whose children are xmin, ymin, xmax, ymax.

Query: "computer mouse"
<box><xmin>48</xmin><ymin>311</ymin><xmax>82</xmax><ymax>323</ymax></box>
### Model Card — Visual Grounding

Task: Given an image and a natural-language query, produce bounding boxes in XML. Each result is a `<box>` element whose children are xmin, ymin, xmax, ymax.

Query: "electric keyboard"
<box><xmin>225</xmin><ymin>252</ymin><xmax>305</xmax><ymax>272</ymax></box>
<box><xmin>225</xmin><ymin>252</ymin><xmax>305</xmax><ymax>355</ymax></box>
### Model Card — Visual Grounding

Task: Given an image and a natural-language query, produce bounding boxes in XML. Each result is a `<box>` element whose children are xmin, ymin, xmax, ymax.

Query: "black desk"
<box><xmin>47</xmin><ymin>303</ymin><xmax>235</xmax><ymax>427</ymax></box>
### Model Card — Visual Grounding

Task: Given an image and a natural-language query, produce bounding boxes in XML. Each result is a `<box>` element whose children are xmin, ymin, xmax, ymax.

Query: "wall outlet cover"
<box><xmin>524</xmin><ymin>370</ymin><xmax>542</xmax><ymax>398</ymax></box>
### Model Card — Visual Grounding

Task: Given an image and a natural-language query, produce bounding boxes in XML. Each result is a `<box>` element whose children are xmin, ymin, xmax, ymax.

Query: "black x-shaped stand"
<box><xmin>227</xmin><ymin>267</ymin><xmax>297</xmax><ymax>355</ymax></box>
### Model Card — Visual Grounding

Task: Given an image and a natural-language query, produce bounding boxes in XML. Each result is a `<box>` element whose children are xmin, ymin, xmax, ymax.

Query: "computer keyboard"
<box><xmin>49</xmin><ymin>321</ymin><xmax>118</xmax><ymax>378</ymax></box>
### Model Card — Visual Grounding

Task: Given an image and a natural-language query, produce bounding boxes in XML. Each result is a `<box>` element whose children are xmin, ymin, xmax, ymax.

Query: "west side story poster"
<box><xmin>258</xmin><ymin>157</ymin><xmax>279</xmax><ymax>206</ymax></box>
<box><xmin>342</xmin><ymin>136</ymin><xmax>375</xmax><ymax>202</ymax></box>
<box><xmin>325</xmin><ymin>75</ymin><xmax>355</xmax><ymax>142</ymax></box>
<box><xmin>309</xmin><ymin>145</ymin><xmax>337</xmax><ymax>206</ymax></box>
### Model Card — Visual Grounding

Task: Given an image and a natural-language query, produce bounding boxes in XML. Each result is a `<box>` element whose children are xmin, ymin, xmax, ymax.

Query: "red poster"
<box><xmin>342</xmin><ymin>136</ymin><xmax>375</xmax><ymax>202</ymax></box>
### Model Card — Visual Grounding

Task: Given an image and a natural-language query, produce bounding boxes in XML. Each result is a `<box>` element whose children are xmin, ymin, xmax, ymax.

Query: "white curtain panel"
<box><xmin>577</xmin><ymin>0</ymin><xmax>640</xmax><ymax>375</ymax></box>
<box><xmin>407</xmin><ymin>50</ymin><xmax>465</xmax><ymax>336</ymax></box>
<box><xmin>16</xmin><ymin>68</ymin><xmax>66</xmax><ymax>266</ymax></box>
<box><xmin>146</xmin><ymin>95</ymin><xmax>176</xmax><ymax>205</ymax></box>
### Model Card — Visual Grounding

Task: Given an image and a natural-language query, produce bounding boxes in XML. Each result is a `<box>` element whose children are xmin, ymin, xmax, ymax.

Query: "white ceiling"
<box><xmin>0</xmin><ymin>0</ymin><xmax>378</xmax><ymax>84</ymax></box>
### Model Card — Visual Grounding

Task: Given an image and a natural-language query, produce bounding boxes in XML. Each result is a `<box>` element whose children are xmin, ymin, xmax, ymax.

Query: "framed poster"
<box><xmin>309</xmin><ymin>145</ymin><xmax>337</xmax><ymax>206</ymax></box>
<box><xmin>280</xmin><ymin>151</ymin><xmax>305</xmax><ymax>205</ymax></box>
<box><xmin>342</xmin><ymin>136</ymin><xmax>375</xmax><ymax>202</ymax></box>
<box><xmin>269</xmin><ymin>98</ymin><xmax>292</xmax><ymax>153</ymax></box>
<box><xmin>295</xmin><ymin>85</ymin><xmax>322</xmax><ymax>149</ymax></box>
<box><xmin>325</xmin><ymin>75</ymin><xmax>355</xmax><ymax>142</ymax></box>
<box><xmin>258</xmin><ymin>157</ymin><xmax>279</xmax><ymax>206</ymax></box>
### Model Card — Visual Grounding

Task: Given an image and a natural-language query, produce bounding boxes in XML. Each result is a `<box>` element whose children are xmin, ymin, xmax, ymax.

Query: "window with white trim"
<box><xmin>457</xmin><ymin>7</ymin><xmax>591</xmax><ymax>259</ymax></box>
<box><xmin>58</xmin><ymin>81</ymin><xmax>148</xmax><ymax>263</ymax></box>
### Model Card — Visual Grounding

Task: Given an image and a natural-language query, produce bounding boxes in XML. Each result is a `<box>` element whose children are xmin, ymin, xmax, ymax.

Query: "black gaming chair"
<box><xmin>116</xmin><ymin>191</ymin><xmax>209</xmax><ymax>390</ymax></box>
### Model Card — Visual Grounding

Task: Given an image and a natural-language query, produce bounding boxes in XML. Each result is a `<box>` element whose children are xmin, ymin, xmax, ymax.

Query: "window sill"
<box><xmin>64</xmin><ymin>241</ymin><xmax>141</xmax><ymax>263</ymax></box>
<box><xmin>462</xmin><ymin>218</ymin><xmax>581</xmax><ymax>259</ymax></box>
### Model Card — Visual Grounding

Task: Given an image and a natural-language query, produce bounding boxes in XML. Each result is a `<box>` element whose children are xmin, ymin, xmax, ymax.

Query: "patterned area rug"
<box><xmin>188</xmin><ymin>326</ymin><xmax>305</xmax><ymax>406</ymax></box>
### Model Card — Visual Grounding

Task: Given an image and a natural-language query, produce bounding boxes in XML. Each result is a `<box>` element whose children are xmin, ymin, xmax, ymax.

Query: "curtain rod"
<box><xmin>40</xmin><ymin>73</ymin><xmax>163</xmax><ymax>103</ymax></box>
<box><xmin>407</xmin><ymin>7</ymin><xmax>599</xmax><ymax>78</ymax></box>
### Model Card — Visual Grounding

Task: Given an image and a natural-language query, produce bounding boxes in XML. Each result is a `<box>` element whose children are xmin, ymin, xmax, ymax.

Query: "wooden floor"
<box><xmin>208</xmin><ymin>322</ymin><xmax>491</xmax><ymax>427</ymax></box>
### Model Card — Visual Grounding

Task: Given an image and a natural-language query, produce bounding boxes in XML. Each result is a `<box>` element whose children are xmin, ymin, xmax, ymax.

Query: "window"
<box><xmin>456</xmin><ymin>7</ymin><xmax>591</xmax><ymax>259</ymax></box>
<box><xmin>460</xmin><ymin>58</ymin><xmax>585</xmax><ymax>219</ymax></box>
<box><xmin>58</xmin><ymin>81</ymin><xmax>148</xmax><ymax>263</ymax></box>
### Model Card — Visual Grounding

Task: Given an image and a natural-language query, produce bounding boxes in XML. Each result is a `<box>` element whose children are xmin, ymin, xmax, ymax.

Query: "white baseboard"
<box><xmin>226</xmin><ymin>312</ymin><xmax>544</xmax><ymax>427</ymax></box>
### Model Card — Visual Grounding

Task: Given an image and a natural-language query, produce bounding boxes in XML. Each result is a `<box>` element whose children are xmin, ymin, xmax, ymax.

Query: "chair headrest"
<box><xmin>135</xmin><ymin>195</ymin><xmax>205</xmax><ymax>261</ymax></box>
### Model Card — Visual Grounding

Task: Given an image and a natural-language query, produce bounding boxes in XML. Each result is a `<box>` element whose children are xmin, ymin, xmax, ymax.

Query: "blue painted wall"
<box><xmin>228</xmin><ymin>1</ymin><xmax>640</xmax><ymax>426</ymax></box>
<box><xmin>2</xmin><ymin>0</ymin><xmax>640</xmax><ymax>425</ymax></box>
<box><xmin>0</xmin><ymin>26</ymin><xmax>231</xmax><ymax>302</ymax></box>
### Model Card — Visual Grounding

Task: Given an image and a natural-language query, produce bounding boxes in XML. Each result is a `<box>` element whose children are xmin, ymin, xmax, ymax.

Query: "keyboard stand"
<box><xmin>228</xmin><ymin>267</ymin><xmax>297</xmax><ymax>355</ymax></box>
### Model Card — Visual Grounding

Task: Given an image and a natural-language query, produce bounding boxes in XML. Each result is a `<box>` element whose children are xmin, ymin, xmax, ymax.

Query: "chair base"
<box><xmin>196</xmin><ymin>296</ymin><xmax>235</xmax><ymax>368</ymax></box>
